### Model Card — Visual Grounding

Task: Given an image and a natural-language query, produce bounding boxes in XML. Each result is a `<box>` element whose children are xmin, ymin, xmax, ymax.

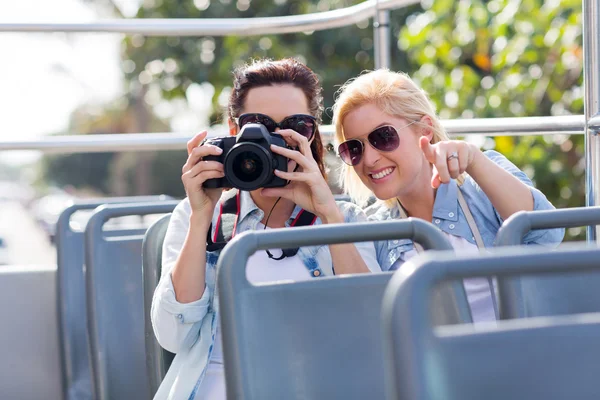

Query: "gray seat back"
<box><xmin>217</xmin><ymin>218</ymin><xmax>472</xmax><ymax>400</ymax></box>
<box><xmin>383</xmin><ymin>245</ymin><xmax>600</xmax><ymax>400</ymax></box>
<box><xmin>495</xmin><ymin>206</ymin><xmax>600</xmax><ymax>319</ymax></box>
<box><xmin>142</xmin><ymin>214</ymin><xmax>175</xmax><ymax>397</ymax></box>
<box><xmin>55</xmin><ymin>195</ymin><xmax>171</xmax><ymax>400</ymax></box>
<box><xmin>85</xmin><ymin>201</ymin><xmax>179</xmax><ymax>400</ymax></box>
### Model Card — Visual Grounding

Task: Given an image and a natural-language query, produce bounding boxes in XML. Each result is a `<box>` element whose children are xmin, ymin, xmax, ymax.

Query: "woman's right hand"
<box><xmin>182</xmin><ymin>131</ymin><xmax>225</xmax><ymax>219</ymax></box>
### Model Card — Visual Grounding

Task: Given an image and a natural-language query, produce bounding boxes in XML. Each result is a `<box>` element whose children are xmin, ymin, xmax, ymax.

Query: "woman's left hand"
<box><xmin>261</xmin><ymin>129</ymin><xmax>343</xmax><ymax>223</ymax></box>
<box><xmin>419</xmin><ymin>137</ymin><xmax>482</xmax><ymax>189</ymax></box>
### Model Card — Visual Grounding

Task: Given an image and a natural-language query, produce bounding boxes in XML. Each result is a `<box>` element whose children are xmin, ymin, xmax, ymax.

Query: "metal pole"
<box><xmin>0</xmin><ymin>0</ymin><xmax>418</xmax><ymax>37</ymax></box>
<box><xmin>374</xmin><ymin>9</ymin><xmax>391</xmax><ymax>69</ymax></box>
<box><xmin>583</xmin><ymin>0</ymin><xmax>600</xmax><ymax>241</ymax></box>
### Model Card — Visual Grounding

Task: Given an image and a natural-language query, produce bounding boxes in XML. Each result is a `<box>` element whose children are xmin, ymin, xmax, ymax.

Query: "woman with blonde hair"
<box><xmin>332</xmin><ymin>69</ymin><xmax>564</xmax><ymax>322</ymax></box>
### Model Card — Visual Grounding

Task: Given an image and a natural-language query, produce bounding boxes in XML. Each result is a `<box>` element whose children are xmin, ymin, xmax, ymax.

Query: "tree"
<box><xmin>122</xmin><ymin>0</ymin><xmax>415</xmax><ymax>124</ymax></box>
<box><xmin>39</xmin><ymin>98</ymin><xmax>188</xmax><ymax>198</ymax></box>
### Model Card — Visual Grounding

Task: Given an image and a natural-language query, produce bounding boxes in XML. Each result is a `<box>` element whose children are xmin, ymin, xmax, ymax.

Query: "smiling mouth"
<box><xmin>369</xmin><ymin>167</ymin><xmax>394</xmax><ymax>180</ymax></box>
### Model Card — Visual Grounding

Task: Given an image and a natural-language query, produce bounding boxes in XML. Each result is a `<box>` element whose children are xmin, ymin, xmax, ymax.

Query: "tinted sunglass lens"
<box><xmin>284</xmin><ymin>116</ymin><xmax>315</xmax><ymax>139</ymax></box>
<box><xmin>338</xmin><ymin>141</ymin><xmax>363</xmax><ymax>166</ymax></box>
<box><xmin>239</xmin><ymin>114</ymin><xmax>276</xmax><ymax>132</ymax></box>
<box><xmin>369</xmin><ymin>126</ymin><xmax>400</xmax><ymax>152</ymax></box>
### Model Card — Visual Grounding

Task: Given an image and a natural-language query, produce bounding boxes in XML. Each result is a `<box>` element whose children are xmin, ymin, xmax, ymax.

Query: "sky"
<box><xmin>0</xmin><ymin>0</ymin><xmax>219</xmax><ymax>166</ymax></box>
<box><xmin>0</xmin><ymin>0</ymin><xmax>129</xmax><ymax>164</ymax></box>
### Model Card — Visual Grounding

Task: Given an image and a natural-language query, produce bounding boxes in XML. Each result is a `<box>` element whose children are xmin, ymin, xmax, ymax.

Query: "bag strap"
<box><xmin>458</xmin><ymin>189</ymin><xmax>499</xmax><ymax>319</ymax></box>
<box><xmin>457</xmin><ymin>190</ymin><xmax>485</xmax><ymax>248</ymax></box>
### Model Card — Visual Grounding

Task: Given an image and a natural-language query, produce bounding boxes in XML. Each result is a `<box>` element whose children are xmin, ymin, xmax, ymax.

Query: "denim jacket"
<box><xmin>151</xmin><ymin>190</ymin><xmax>380</xmax><ymax>400</ymax></box>
<box><xmin>366</xmin><ymin>150</ymin><xmax>565</xmax><ymax>271</ymax></box>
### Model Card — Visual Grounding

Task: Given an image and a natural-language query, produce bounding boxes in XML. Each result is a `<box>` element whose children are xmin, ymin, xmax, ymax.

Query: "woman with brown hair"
<box><xmin>151</xmin><ymin>58</ymin><xmax>379</xmax><ymax>399</ymax></box>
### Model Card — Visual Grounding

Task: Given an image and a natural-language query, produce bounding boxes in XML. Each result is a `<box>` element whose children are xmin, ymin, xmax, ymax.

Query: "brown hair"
<box><xmin>228</xmin><ymin>58</ymin><xmax>326</xmax><ymax>177</ymax></box>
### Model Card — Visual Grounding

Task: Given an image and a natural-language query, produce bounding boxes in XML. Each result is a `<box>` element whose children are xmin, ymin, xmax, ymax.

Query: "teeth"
<box><xmin>371</xmin><ymin>168</ymin><xmax>393</xmax><ymax>180</ymax></box>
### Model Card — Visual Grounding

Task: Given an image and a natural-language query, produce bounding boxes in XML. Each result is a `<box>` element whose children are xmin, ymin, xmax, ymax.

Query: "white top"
<box><xmin>395</xmin><ymin>233</ymin><xmax>497</xmax><ymax>323</ymax></box>
<box><xmin>195</xmin><ymin>223</ymin><xmax>314</xmax><ymax>400</ymax></box>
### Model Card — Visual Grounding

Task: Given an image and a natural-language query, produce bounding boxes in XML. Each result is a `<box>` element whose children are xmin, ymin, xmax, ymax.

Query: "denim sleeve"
<box><xmin>336</xmin><ymin>201</ymin><xmax>382</xmax><ymax>272</ymax></box>
<box><xmin>150</xmin><ymin>198</ymin><xmax>211</xmax><ymax>353</ymax></box>
<box><xmin>483</xmin><ymin>150</ymin><xmax>565</xmax><ymax>245</ymax></box>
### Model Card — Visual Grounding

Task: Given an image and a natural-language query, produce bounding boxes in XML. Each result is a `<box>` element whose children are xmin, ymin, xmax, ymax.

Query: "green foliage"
<box><xmin>122</xmin><ymin>0</ymin><xmax>415</xmax><ymax>123</ymax></box>
<box><xmin>399</xmin><ymin>0</ymin><xmax>585</xmax><ymax>239</ymax></box>
<box><xmin>41</xmin><ymin>152</ymin><xmax>114</xmax><ymax>193</ymax></box>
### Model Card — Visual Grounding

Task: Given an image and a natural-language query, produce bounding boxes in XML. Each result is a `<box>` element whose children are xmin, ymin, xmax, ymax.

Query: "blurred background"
<box><xmin>0</xmin><ymin>0</ymin><xmax>585</xmax><ymax>267</ymax></box>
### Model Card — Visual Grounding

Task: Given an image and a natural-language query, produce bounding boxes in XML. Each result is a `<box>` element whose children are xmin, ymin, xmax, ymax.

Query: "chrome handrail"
<box><xmin>583</xmin><ymin>0</ymin><xmax>600</xmax><ymax>240</ymax></box>
<box><xmin>0</xmin><ymin>0</ymin><xmax>417</xmax><ymax>36</ymax></box>
<box><xmin>0</xmin><ymin>115</ymin><xmax>585</xmax><ymax>154</ymax></box>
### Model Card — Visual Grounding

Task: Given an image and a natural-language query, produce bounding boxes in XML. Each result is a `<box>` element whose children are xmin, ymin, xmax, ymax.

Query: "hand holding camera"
<box><xmin>261</xmin><ymin>129</ymin><xmax>344</xmax><ymax>224</ymax></box>
<box><xmin>181</xmin><ymin>131</ymin><xmax>226</xmax><ymax>219</ymax></box>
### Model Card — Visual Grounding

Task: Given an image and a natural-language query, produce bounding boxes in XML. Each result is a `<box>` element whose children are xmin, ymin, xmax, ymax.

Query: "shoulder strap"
<box><xmin>457</xmin><ymin>189</ymin><xmax>485</xmax><ymax>249</ymax></box>
<box><xmin>206</xmin><ymin>190</ymin><xmax>241</xmax><ymax>252</ymax></box>
<box><xmin>457</xmin><ymin>187</ymin><xmax>498</xmax><ymax>319</ymax></box>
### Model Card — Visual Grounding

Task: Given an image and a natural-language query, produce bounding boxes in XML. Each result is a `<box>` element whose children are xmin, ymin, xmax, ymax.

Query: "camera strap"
<box><xmin>266</xmin><ymin>208</ymin><xmax>317</xmax><ymax>260</ymax></box>
<box><xmin>206</xmin><ymin>190</ymin><xmax>241</xmax><ymax>252</ymax></box>
<box><xmin>205</xmin><ymin>190</ymin><xmax>318</xmax><ymax>256</ymax></box>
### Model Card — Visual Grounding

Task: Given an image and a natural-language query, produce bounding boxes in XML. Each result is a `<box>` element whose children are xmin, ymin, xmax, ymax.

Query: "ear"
<box><xmin>228</xmin><ymin>119</ymin><xmax>238</xmax><ymax>136</ymax></box>
<box><xmin>419</xmin><ymin>115</ymin><xmax>434</xmax><ymax>143</ymax></box>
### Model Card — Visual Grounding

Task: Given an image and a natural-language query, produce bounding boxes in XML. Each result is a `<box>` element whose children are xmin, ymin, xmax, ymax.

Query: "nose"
<box><xmin>361</xmin><ymin>142</ymin><xmax>381</xmax><ymax>167</ymax></box>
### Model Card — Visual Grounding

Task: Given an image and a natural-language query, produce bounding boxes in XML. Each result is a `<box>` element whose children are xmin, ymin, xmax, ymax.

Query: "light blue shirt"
<box><xmin>366</xmin><ymin>150</ymin><xmax>565</xmax><ymax>271</ymax></box>
<box><xmin>151</xmin><ymin>190</ymin><xmax>380</xmax><ymax>400</ymax></box>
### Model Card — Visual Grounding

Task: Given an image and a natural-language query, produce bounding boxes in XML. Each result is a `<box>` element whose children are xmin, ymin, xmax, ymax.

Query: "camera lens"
<box><xmin>224</xmin><ymin>142</ymin><xmax>272</xmax><ymax>191</ymax></box>
<box><xmin>232</xmin><ymin>151</ymin><xmax>262</xmax><ymax>183</ymax></box>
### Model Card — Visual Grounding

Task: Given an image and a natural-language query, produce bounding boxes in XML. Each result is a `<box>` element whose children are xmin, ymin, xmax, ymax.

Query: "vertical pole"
<box><xmin>583</xmin><ymin>0</ymin><xmax>600</xmax><ymax>240</ymax></box>
<box><xmin>374</xmin><ymin>9</ymin><xmax>391</xmax><ymax>69</ymax></box>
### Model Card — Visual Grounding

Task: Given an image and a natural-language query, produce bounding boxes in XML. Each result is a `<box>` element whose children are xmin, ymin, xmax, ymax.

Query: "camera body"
<box><xmin>202</xmin><ymin>123</ymin><xmax>289</xmax><ymax>191</ymax></box>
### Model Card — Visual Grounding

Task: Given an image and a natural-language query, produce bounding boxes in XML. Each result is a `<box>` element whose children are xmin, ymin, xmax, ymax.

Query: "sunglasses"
<box><xmin>236</xmin><ymin>113</ymin><xmax>317</xmax><ymax>141</ymax></box>
<box><xmin>337</xmin><ymin>121</ymin><xmax>418</xmax><ymax>166</ymax></box>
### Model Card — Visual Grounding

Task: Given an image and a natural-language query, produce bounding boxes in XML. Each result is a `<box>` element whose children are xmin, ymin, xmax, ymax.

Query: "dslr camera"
<box><xmin>202</xmin><ymin>123</ymin><xmax>290</xmax><ymax>191</ymax></box>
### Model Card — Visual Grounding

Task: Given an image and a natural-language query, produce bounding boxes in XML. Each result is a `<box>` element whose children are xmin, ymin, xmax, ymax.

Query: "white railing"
<box><xmin>0</xmin><ymin>115</ymin><xmax>586</xmax><ymax>154</ymax></box>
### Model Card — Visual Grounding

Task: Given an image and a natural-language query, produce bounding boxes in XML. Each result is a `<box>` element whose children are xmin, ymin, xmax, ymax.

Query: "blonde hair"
<box><xmin>332</xmin><ymin>69</ymin><xmax>463</xmax><ymax>206</ymax></box>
